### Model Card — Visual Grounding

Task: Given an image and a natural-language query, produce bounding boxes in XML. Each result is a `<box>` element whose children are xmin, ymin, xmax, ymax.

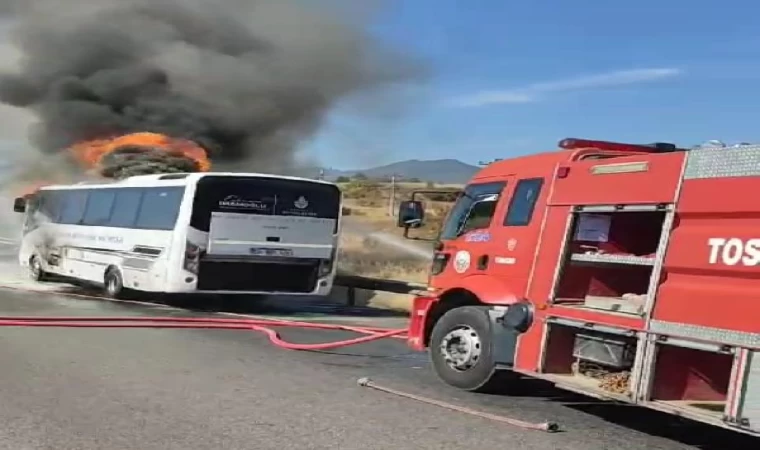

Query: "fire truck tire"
<box><xmin>429</xmin><ymin>306</ymin><xmax>500</xmax><ymax>392</ymax></box>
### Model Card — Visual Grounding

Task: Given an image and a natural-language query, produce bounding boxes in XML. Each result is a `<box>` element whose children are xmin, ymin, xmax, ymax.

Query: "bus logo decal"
<box><xmin>218</xmin><ymin>195</ymin><xmax>269</xmax><ymax>211</ymax></box>
<box><xmin>294</xmin><ymin>196</ymin><xmax>309</xmax><ymax>209</ymax></box>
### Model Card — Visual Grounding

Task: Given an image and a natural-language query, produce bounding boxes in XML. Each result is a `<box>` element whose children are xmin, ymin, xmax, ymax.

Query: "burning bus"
<box><xmin>12</xmin><ymin>172</ymin><xmax>342</xmax><ymax>298</ymax></box>
<box><xmin>10</xmin><ymin>131</ymin><xmax>342</xmax><ymax>299</ymax></box>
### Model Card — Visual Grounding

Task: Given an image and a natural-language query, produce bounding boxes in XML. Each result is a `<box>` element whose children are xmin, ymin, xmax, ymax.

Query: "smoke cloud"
<box><xmin>0</xmin><ymin>0</ymin><xmax>419</xmax><ymax>177</ymax></box>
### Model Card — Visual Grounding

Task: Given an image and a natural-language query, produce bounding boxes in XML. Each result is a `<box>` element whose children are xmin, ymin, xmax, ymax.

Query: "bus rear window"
<box><xmin>190</xmin><ymin>176</ymin><xmax>341</xmax><ymax>232</ymax></box>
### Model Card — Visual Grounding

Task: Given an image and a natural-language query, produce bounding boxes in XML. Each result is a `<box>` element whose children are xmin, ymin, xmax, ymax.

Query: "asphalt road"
<box><xmin>1</xmin><ymin>285</ymin><xmax>759</xmax><ymax>450</ymax></box>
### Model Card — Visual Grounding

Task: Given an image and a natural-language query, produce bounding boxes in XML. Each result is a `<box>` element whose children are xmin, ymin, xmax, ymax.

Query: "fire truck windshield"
<box><xmin>439</xmin><ymin>181</ymin><xmax>506</xmax><ymax>240</ymax></box>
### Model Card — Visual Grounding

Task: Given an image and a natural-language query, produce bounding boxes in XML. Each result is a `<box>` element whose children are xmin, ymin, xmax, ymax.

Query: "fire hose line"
<box><xmin>358</xmin><ymin>378</ymin><xmax>560</xmax><ymax>433</ymax></box>
<box><xmin>0</xmin><ymin>284</ymin><xmax>409</xmax><ymax>341</ymax></box>
<box><xmin>0</xmin><ymin>315</ymin><xmax>406</xmax><ymax>351</ymax></box>
<box><xmin>0</xmin><ymin>287</ymin><xmax>560</xmax><ymax>432</ymax></box>
<box><xmin>0</xmin><ymin>315</ymin><xmax>561</xmax><ymax>433</ymax></box>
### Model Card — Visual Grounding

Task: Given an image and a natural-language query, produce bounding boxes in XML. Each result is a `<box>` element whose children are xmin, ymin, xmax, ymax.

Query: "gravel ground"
<box><xmin>0</xmin><ymin>284</ymin><xmax>758</xmax><ymax>450</ymax></box>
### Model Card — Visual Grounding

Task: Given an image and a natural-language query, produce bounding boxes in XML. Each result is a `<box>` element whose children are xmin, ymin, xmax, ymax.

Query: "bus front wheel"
<box><xmin>29</xmin><ymin>256</ymin><xmax>48</xmax><ymax>282</ymax></box>
<box><xmin>104</xmin><ymin>268</ymin><xmax>126</xmax><ymax>299</ymax></box>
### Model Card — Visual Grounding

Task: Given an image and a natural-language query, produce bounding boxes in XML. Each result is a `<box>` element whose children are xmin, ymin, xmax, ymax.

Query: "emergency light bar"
<box><xmin>559</xmin><ymin>138</ymin><xmax>679</xmax><ymax>153</ymax></box>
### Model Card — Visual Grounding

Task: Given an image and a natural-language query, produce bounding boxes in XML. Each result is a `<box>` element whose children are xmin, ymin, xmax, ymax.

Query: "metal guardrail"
<box><xmin>334</xmin><ymin>273</ymin><xmax>427</xmax><ymax>306</ymax></box>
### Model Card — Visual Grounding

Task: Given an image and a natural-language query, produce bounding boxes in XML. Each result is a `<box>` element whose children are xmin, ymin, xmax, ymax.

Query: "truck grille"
<box><xmin>197</xmin><ymin>260</ymin><xmax>319</xmax><ymax>293</ymax></box>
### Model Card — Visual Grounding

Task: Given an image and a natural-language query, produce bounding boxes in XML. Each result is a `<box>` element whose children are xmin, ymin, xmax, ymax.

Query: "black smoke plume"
<box><xmin>0</xmin><ymin>0</ymin><xmax>419</xmax><ymax>177</ymax></box>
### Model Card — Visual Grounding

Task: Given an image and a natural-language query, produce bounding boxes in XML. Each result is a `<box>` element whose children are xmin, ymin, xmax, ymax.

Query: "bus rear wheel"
<box><xmin>104</xmin><ymin>268</ymin><xmax>127</xmax><ymax>299</ymax></box>
<box><xmin>29</xmin><ymin>255</ymin><xmax>48</xmax><ymax>282</ymax></box>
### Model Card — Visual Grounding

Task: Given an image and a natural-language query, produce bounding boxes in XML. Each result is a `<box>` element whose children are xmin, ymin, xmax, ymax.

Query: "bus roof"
<box><xmin>36</xmin><ymin>171</ymin><xmax>338</xmax><ymax>191</ymax></box>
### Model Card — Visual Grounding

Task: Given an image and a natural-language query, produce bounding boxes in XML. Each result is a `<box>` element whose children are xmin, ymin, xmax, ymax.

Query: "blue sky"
<box><xmin>307</xmin><ymin>0</ymin><xmax>760</xmax><ymax>169</ymax></box>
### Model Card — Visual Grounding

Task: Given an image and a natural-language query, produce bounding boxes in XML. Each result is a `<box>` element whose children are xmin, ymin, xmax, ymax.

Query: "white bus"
<box><xmin>12</xmin><ymin>172</ymin><xmax>343</xmax><ymax>299</ymax></box>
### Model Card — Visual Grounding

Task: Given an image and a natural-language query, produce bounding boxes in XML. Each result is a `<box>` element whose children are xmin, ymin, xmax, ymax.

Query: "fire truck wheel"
<box><xmin>429</xmin><ymin>306</ymin><xmax>499</xmax><ymax>392</ymax></box>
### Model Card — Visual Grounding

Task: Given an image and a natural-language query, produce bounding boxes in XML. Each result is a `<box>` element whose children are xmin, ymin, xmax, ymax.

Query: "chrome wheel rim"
<box><xmin>439</xmin><ymin>325</ymin><xmax>482</xmax><ymax>371</ymax></box>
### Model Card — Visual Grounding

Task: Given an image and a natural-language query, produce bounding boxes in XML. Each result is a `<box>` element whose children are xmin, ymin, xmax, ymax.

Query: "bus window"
<box><xmin>59</xmin><ymin>190</ymin><xmax>88</xmax><ymax>225</ymax></box>
<box><xmin>38</xmin><ymin>191</ymin><xmax>61</xmax><ymax>223</ymax></box>
<box><xmin>82</xmin><ymin>190</ymin><xmax>116</xmax><ymax>226</ymax></box>
<box><xmin>191</xmin><ymin>176</ymin><xmax>341</xmax><ymax>232</ymax></box>
<box><xmin>109</xmin><ymin>189</ymin><xmax>143</xmax><ymax>228</ymax></box>
<box><xmin>134</xmin><ymin>187</ymin><xmax>185</xmax><ymax>230</ymax></box>
<box><xmin>22</xmin><ymin>194</ymin><xmax>40</xmax><ymax>232</ymax></box>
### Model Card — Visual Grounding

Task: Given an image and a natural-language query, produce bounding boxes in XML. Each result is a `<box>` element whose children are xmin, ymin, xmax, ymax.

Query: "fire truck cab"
<box><xmin>399</xmin><ymin>138</ymin><xmax>760</xmax><ymax>435</ymax></box>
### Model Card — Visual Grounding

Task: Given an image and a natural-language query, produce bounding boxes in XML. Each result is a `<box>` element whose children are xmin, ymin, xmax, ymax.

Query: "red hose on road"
<box><xmin>0</xmin><ymin>314</ymin><xmax>562</xmax><ymax>433</ymax></box>
<box><xmin>0</xmin><ymin>315</ymin><xmax>406</xmax><ymax>351</ymax></box>
<box><xmin>0</xmin><ymin>286</ymin><xmax>561</xmax><ymax>431</ymax></box>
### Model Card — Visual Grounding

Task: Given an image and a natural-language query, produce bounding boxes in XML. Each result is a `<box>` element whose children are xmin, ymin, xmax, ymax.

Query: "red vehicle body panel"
<box><xmin>654</xmin><ymin>175</ymin><xmax>760</xmax><ymax>333</ymax></box>
<box><xmin>407</xmin><ymin>139</ymin><xmax>760</xmax><ymax>436</ymax></box>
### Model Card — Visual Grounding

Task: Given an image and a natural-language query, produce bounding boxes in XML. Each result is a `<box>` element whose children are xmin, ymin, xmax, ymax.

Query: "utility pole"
<box><xmin>388</xmin><ymin>174</ymin><xmax>402</xmax><ymax>216</ymax></box>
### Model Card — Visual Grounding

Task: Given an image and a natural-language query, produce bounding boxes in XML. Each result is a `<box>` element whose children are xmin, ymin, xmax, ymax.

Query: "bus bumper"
<box><xmin>172</xmin><ymin>275</ymin><xmax>334</xmax><ymax>296</ymax></box>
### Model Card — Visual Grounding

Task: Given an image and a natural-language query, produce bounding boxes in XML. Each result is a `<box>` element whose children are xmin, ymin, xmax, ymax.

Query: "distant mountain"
<box><xmin>320</xmin><ymin>159</ymin><xmax>479</xmax><ymax>184</ymax></box>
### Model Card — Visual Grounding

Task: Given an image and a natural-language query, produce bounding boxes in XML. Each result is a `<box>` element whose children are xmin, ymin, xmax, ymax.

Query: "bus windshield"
<box><xmin>190</xmin><ymin>176</ymin><xmax>341</xmax><ymax>232</ymax></box>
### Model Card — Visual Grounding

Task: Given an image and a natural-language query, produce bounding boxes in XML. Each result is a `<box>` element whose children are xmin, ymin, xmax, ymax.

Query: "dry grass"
<box><xmin>336</xmin><ymin>179</ymin><xmax>460</xmax><ymax>283</ymax></box>
<box><xmin>340</xmin><ymin>179</ymin><xmax>458</xmax><ymax>240</ymax></box>
<box><xmin>337</xmin><ymin>233</ymin><xmax>429</xmax><ymax>284</ymax></box>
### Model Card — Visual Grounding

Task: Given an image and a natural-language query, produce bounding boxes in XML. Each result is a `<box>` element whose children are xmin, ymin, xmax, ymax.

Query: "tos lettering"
<box><xmin>707</xmin><ymin>238</ymin><xmax>760</xmax><ymax>266</ymax></box>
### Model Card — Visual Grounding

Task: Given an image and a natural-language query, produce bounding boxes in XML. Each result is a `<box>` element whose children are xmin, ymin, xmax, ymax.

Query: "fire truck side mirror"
<box><xmin>397</xmin><ymin>200</ymin><xmax>425</xmax><ymax>229</ymax></box>
<box><xmin>12</xmin><ymin>197</ymin><xmax>26</xmax><ymax>213</ymax></box>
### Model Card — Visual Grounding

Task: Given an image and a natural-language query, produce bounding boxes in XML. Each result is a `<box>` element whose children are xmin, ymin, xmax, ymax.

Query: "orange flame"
<box><xmin>12</xmin><ymin>180</ymin><xmax>49</xmax><ymax>199</ymax></box>
<box><xmin>70</xmin><ymin>132</ymin><xmax>211</xmax><ymax>174</ymax></box>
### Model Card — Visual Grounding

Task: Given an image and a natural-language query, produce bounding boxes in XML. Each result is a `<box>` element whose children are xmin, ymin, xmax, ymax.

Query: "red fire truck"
<box><xmin>397</xmin><ymin>138</ymin><xmax>760</xmax><ymax>436</ymax></box>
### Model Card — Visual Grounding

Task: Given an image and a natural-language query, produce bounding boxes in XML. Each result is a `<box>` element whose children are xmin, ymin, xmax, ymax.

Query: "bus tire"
<box><xmin>429</xmin><ymin>306</ymin><xmax>501</xmax><ymax>392</ymax></box>
<box><xmin>103</xmin><ymin>268</ymin><xmax>127</xmax><ymax>299</ymax></box>
<box><xmin>29</xmin><ymin>255</ymin><xmax>48</xmax><ymax>282</ymax></box>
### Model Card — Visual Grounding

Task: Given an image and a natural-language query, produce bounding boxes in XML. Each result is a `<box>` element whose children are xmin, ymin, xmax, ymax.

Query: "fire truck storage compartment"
<box><xmin>542</xmin><ymin>322</ymin><xmax>637</xmax><ymax>395</ymax></box>
<box><xmin>646</xmin><ymin>341</ymin><xmax>732</xmax><ymax>419</ymax></box>
<box><xmin>552</xmin><ymin>206</ymin><xmax>668</xmax><ymax>315</ymax></box>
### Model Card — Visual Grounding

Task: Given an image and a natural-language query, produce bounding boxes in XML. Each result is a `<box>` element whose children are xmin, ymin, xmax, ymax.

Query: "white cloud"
<box><xmin>448</xmin><ymin>68</ymin><xmax>683</xmax><ymax>108</ymax></box>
